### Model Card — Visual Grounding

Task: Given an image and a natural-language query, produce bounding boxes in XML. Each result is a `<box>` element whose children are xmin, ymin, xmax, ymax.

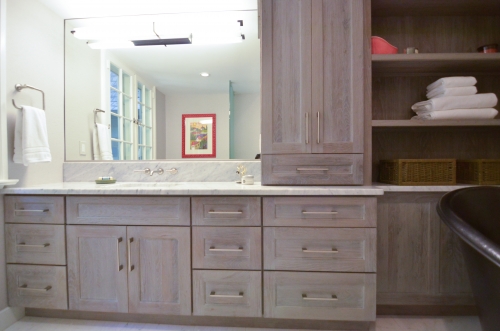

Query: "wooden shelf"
<box><xmin>372</xmin><ymin>119</ymin><xmax>500</xmax><ymax>128</ymax></box>
<box><xmin>372</xmin><ymin>0</ymin><xmax>500</xmax><ymax>17</ymax></box>
<box><xmin>372</xmin><ymin>53</ymin><xmax>500</xmax><ymax>74</ymax></box>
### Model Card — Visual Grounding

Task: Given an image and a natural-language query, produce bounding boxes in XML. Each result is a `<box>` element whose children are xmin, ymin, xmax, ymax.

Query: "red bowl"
<box><xmin>371</xmin><ymin>36</ymin><xmax>398</xmax><ymax>54</ymax></box>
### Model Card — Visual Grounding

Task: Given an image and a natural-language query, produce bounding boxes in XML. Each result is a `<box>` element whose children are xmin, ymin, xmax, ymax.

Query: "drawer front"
<box><xmin>6</xmin><ymin>224</ymin><xmax>66</xmax><ymax>265</ymax></box>
<box><xmin>262</xmin><ymin>154</ymin><xmax>363</xmax><ymax>185</ymax></box>
<box><xmin>264</xmin><ymin>271</ymin><xmax>375</xmax><ymax>321</ymax></box>
<box><xmin>264</xmin><ymin>227</ymin><xmax>376</xmax><ymax>272</ymax></box>
<box><xmin>5</xmin><ymin>196</ymin><xmax>64</xmax><ymax>224</ymax></box>
<box><xmin>7</xmin><ymin>264</ymin><xmax>68</xmax><ymax>310</ymax></box>
<box><xmin>193</xmin><ymin>227</ymin><xmax>261</xmax><ymax>270</ymax></box>
<box><xmin>193</xmin><ymin>270</ymin><xmax>262</xmax><ymax>317</ymax></box>
<box><xmin>264</xmin><ymin>197</ymin><xmax>376</xmax><ymax>227</ymax></box>
<box><xmin>66</xmin><ymin>196</ymin><xmax>190</xmax><ymax>226</ymax></box>
<box><xmin>192</xmin><ymin>197</ymin><xmax>261</xmax><ymax>226</ymax></box>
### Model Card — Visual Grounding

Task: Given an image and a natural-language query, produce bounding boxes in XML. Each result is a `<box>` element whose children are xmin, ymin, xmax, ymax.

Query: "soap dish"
<box><xmin>95</xmin><ymin>179</ymin><xmax>116</xmax><ymax>184</ymax></box>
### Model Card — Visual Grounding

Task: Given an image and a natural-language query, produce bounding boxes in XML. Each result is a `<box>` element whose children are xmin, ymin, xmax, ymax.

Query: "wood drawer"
<box><xmin>193</xmin><ymin>270</ymin><xmax>262</xmax><ymax>317</ymax></box>
<box><xmin>263</xmin><ymin>197</ymin><xmax>376</xmax><ymax>227</ymax></box>
<box><xmin>264</xmin><ymin>227</ymin><xmax>376</xmax><ymax>272</ymax></box>
<box><xmin>192</xmin><ymin>197</ymin><xmax>261</xmax><ymax>226</ymax></box>
<box><xmin>6</xmin><ymin>224</ymin><xmax>66</xmax><ymax>265</ymax></box>
<box><xmin>193</xmin><ymin>227</ymin><xmax>261</xmax><ymax>270</ymax></box>
<box><xmin>4</xmin><ymin>196</ymin><xmax>64</xmax><ymax>224</ymax></box>
<box><xmin>7</xmin><ymin>264</ymin><xmax>68</xmax><ymax>310</ymax></box>
<box><xmin>66</xmin><ymin>196</ymin><xmax>190</xmax><ymax>226</ymax></box>
<box><xmin>262</xmin><ymin>154</ymin><xmax>363</xmax><ymax>185</ymax></box>
<box><xmin>264</xmin><ymin>271</ymin><xmax>375</xmax><ymax>321</ymax></box>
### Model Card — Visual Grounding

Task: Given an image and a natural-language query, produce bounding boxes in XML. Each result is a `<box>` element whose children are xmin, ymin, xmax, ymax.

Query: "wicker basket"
<box><xmin>457</xmin><ymin>159</ymin><xmax>500</xmax><ymax>185</ymax></box>
<box><xmin>379</xmin><ymin>159</ymin><xmax>456</xmax><ymax>185</ymax></box>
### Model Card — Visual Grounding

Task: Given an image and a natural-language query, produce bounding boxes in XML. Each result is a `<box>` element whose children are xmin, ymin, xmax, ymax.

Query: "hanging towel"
<box><xmin>412</xmin><ymin>93</ymin><xmax>498</xmax><ymax>113</ymax></box>
<box><xmin>13</xmin><ymin>106</ymin><xmax>51</xmax><ymax>166</ymax></box>
<box><xmin>426</xmin><ymin>76</ymin><xmax>477</xmax><ymax>91</ymax></box>
<box><xmin>411</xmin><ymin>108</ymin><xmax>498</xmax><ymax>120</ymax></box>
<box><xmin>93</xmin><ymin>123</ymin><xmax>113</xmax><ymax>160</ymax></box>
<box><xmin>426</xmin><ymin>86</ymin><xmax>477</xmax><ymax>99</ymax></box>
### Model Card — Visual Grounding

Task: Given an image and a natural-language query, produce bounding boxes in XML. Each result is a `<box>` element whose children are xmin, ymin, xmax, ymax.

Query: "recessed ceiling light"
<box><xmin>200</xmin><ymin>72</ymin><xmax>210</xmax><ymax>77</ymax></box>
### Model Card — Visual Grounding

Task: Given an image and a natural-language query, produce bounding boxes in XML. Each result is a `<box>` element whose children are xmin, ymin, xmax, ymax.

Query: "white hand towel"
<box><xmin>426</xmin><ymin>77</ymin><xmax>477</xmax><ymax>91</ymax></box>
<box><xmin>94</xmin><ymin>123</ymin><xmax>113</xmax><ymax>160</ymax></box>
<box><xmin>426</xmin><ymin>86</ymin><xmax>477</xmax><ymax>99</ymax></box>
<box><xmin>13</xmin><ymin>106</ymin><xmax>51</xmax><ymax>166</ymax></box>
<box><xmin>92</xmin><ymin>127</ymin><xmax>101</xmax><ymax>160</ymax></box>
<box><xmin>412</xmin><ymin>93</ymin><xmax>498</xmax><ymax>113</ymax></box>
<box><xmin>411</xmin><ymin>108</ymin><xmax>498</xmax><ymax>120</ymax></box>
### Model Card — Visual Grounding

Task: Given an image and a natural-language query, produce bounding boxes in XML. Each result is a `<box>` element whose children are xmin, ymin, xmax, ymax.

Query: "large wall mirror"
<box><xmin>65</xmin><ymin>7</ymin><xmax>260</xmax><ymax>161</ymax></box>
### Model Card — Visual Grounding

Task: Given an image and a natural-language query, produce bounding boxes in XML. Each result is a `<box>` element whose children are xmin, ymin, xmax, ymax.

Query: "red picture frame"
<box><xmin>181</xmin><ymin>114</ymin><xmax>216</xmax><ymax>158</ymax></box>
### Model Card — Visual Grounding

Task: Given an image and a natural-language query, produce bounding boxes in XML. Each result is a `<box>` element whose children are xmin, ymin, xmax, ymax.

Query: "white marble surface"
<box><xmin>64</xmin><ymin>161</ymin><xmax>262</xmax><ymax>182</ymax></box>
<box><xmin>1</xmin><ymin>182</ymin><xmax>383</xmax><ymax>196</ymax></box>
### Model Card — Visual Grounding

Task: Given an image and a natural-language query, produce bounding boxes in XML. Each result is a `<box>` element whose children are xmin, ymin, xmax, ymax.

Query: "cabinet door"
<box><xmin>67</xmin><ymin>225</ymin><xmax>128</xmax><ymax>312</ymax></box>
<box><xmin>261</xmin><ymin>0</ymin><xmax>312</xmax><ymax>154</ymax></box>
<box><xmin>128</xmin><ymin>226</ymin><xmax>191</xmax><ymax>315</ymax></box>
<box><xmin>311</xmin><ymin>0</ymin><xmax>365</xmax><ymax>154</ymax></box>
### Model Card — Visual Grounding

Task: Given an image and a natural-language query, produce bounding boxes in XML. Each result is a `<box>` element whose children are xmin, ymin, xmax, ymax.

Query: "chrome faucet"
<box><xmin>134</xmin><ymin>168</ymin><xmax>178</xmax><ymax>176</ymax></box>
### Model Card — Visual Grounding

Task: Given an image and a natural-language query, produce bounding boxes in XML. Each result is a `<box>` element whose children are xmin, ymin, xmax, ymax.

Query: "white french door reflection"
<box><xmin>136</xmin><ymin>82</ymin><xmax>153</xmax><ymax>160</ymax></box>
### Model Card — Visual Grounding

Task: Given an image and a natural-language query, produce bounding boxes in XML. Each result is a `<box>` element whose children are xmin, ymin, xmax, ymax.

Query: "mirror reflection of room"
<box><xmin>65</xmin><ymin>8</ymin><xmax>260</xmax><ymax>161</ymax></box>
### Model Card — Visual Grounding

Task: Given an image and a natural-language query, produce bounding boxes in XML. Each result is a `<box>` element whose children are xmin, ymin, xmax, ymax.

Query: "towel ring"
<box><xmin>12</xmin><ymin>84</ymin><xmax>45</xmax><ymax>111</ymax></box>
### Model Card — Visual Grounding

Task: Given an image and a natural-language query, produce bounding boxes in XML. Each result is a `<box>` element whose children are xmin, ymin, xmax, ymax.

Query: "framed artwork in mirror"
<box><xmin>182</xmin><ymin>114</ymin><xmax>216</xmax><ymax>158</ymax></box>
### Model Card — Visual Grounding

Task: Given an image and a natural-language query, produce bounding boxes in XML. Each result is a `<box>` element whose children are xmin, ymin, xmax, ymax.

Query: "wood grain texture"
<box><xmin>127</xmin><ymin>226</ymin><xmax>191</xmax><ymax>315</ymax></box>
<box><xmin>372</xmin><ymin>0</ymin><xmax>500</xmax><ymax>16</ymax></box>
<box><xmin>262</xmin><ymin>154</ymin><xmax>363</xmax><ymax>185</ymax></box>
<box><xmin>66</xmin><ymin>225</ymin><xmax>128</xmax><ymax>313</ymax></box>
<box><xmin>5</xmin><ymin>224</ymin><xmax>66</xmax><ymax>265</ymax></box>
<box><xmin>193</xmin><ymin>270</ymin><xmax>262</xmax><ymax>317</ymax></box>
<box><xmin>193</xmin><ymin>227</ymin><xmax>262</xmax><ymax>270</ymax></box>
<box><xmin>377</xmin><ymin>193</ymin><xmax>474</xmax><ymax>307</ymax></box>
<box><xmin>264</xmin><ymin>227</ymin><xmax>376</xmax><ymax>272</ymax></box>
<box><xmin>363</xmin><ymin>0</ymin><xmax>373</xmax><ymax>185</ymax></box>
<box><xmin>261</xmin><ymin>0</ymin><xmax>312</xmax><ymax>154</ymax></box>
<box><xmin>192</xmin><ymin>197</ymin><xmax>261</xmax><ymax>226</ymax></box>
<box><xmin>264</xmin><ymin>271</ymin><xmax>376</xmax><ymax>321</ymax></box>
<box><xmin>66</xmin><ymin>196</ymin><xmax>190</xmax><ymax>226</ymax></box>
<box><xmin>263</xmin><ymin>196</ymin><xmax>377</xmax><ymax>227</ymax></box>
<box><xmin>4</xmin><ymin>196</ymin><xmax>64</xmax><ymax>224</ymax></box>
<box><xmin>312</xmin><ymin>0</ymin><xmax>365</xmax><ymax>154</ymax></box>
<box><xmin>7</xmin><ymin>265</ymin><xmax>68</xmax><ymax>310</ymax></box>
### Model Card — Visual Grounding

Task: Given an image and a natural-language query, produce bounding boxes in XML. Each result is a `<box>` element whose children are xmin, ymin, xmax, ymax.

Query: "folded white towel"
<box><xmin>411</xmin><ymin>108</ymin><xmax>498</xmax><ymax>120</ymax></box>
<box><xmin>13</xmin><ymin>106</ymin><xmax>51</xmax><ymax>166</ymax></box>
<box><xmin>412</xmin><ymin>93</ymin><xmax>498</xmax><ymax>112</ymax></box>
<box><xmin>426</xmin><ymin>86</ymin><xmax>477</xmax><ymax>99</ymax></box>
<box><xmin>93</xmin><ymin>123</ymin><xmax>113</xmax><ymax>160</ymax></box>
<box><xmin>426</xmin><ymin>77</ymin><xmax>477</xmax><ymax>91</ymax></box>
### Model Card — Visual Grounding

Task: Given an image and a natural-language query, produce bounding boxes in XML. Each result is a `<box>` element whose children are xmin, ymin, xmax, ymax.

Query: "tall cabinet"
<box><xmin>261</xmin><ymin>0</ymin><xmax>370</xmax><ymax>185</ymax></box>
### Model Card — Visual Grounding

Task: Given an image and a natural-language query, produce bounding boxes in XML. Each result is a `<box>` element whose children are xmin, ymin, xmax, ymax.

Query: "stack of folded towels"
<box><xmin>411</xmin><ymin>77</ymin><xmax>499</xmax><ymax>120</ymax></box>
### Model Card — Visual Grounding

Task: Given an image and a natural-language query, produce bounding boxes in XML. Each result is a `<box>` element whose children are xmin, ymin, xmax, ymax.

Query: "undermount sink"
<box><xmin>114</xmin><ymin>182</ymin><xmax>179</xmax><ymax>188</ymax></box>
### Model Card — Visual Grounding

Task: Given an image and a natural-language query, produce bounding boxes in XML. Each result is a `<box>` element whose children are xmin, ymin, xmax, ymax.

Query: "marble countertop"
<box><xmin>1</xmin><ymin>182</ymin><xmax>384</xmax><ymax>196</ymax></box>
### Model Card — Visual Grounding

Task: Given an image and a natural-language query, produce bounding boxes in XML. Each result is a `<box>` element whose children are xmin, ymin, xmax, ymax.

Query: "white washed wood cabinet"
<box><xmin>261</xmin><ymin>0</ymin><xmax>368</xmax><ymax>185</ymax></box>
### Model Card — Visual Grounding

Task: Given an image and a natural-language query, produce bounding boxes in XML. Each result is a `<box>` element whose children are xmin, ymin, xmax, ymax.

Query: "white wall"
<box><xmin>233</xmin><ymin>93</ymin><xmax>260</xmax><ymax>159</ymax></box>
<box><xmin>165</xmin><ymin>92</ymin><xmax>229</xmax><ymax>159</ymax></box>
<box><xmin>155</xmin><ymin>88</ymin><xmax>167</xmax><ymax>159</ymax></box>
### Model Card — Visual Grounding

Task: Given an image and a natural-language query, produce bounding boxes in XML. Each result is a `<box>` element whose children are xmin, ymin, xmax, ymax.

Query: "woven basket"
<box><xmin>457</xmin><ymin>159</ymin><xmax>500</xmax><ymax>185</ymax></box>
<box><xmin>379</xmin><ymin>159</ymin><xmax>456</xmax><ymax>185</ymax></box>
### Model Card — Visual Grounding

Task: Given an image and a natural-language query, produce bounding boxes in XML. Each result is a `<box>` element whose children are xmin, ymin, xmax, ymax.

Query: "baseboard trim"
<box><xmin>377</xmin><ymin>304</ymin><xmax>478</xmax><ymax>316</ymax></box>
<box><xmin>0</xmin><ymin>307</ymin><xmax>25</xmax><ymax>331</ymax></box>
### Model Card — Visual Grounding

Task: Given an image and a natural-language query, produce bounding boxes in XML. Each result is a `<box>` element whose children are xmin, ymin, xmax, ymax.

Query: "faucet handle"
<box><xmin>134</xmin><ymin>168</ymin><xmax>151</xmax><ymax>175</ymax></box>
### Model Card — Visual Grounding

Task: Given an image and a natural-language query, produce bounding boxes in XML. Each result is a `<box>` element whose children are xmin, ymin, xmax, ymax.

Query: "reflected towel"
<box><xmin>412</xmin><ymin>108</ymin><xmax>498</xmax><ymax>120</ymax></box>
<box><xmin>426</xmin><ymin>86</ymin><xmax>477</xmax><ymax>99</ymax></box>
<box><xmin>426</xmin><ymin>76</ymin><xmax>477</xmax><ymax>91</ymax></box>
<box><xmin>13</xmin><ymin>106</ymin><xmax>51</xmax><ymax>166</ymax></box>
<box><xmin>93</xmin><ymin>123</ymin><xmax>113</xmax><ymax>160</ymax></box>
<box><xmin>412</xmin><ymin>93</ymin><xmax>498</xmax><ymax>112</ymax></box>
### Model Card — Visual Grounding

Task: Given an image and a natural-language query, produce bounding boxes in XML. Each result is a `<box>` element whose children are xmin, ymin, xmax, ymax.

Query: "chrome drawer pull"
<box><xmin>296</xmin><ymin>168</ymin><xmax>329</xmax><ymax>171</ymax></box>
<box><xmin>17</xmin><ymin>243</ymin><xmax>50</xmax><ymax>248</ymax></box>
<box><xmin>210</xmin><ymin>291</ymin><xmax>244</xmax><ymax>298</ymax></box>
<box><xmin>302</xmin><ymin>294</ymin><xmax>337</xmax><ymax>301</ymax></box>
<box><xmin>14</xmin><ymin>209</ymin><xmax>49</xmax><ymax>213</ymax></box>
<box><xmin>317</xmin><ymin>111</ymin><xmax>320</xmax><ymax>144</ymax></box>
<box><xmin>128</xmin><ymin>238</ymin><xmax>135</xmax><ymax>272</ymax></box>
<box><xmin>305</xmin><ymin>112</ymin><xmax>309</xmax><ymax>144</ymax></box>
<box><xmin>208</xmin><ymin>211</ymin><xmax>243</xmax><ymax>215</ymax></box>
<box><xmin>117</xmin><ymin>237</ymin><xmax>123</xmax><ymax>271</ymax></box>
<box><xmin>302</xmin><ymin>211</ymin><xmax>338</xmax><ymax>215</ymax></box>
<box><xmin>302</xmin><ymin>248</ymin><xmax>338</xmax><ymax>253</ymax></box>
<box><xmin>19</xmin><ymin>284</ymin><xmax>52</xmax><ymax>292</ymax></box>
<box><xmin>209</xmin><ymin>246</ymin><xmax>243</xmax><ymax>252</ymax></box>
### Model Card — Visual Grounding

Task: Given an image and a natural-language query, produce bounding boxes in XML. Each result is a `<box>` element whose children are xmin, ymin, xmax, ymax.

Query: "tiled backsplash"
<box><xmin>63</xmin><ymin>161</ymin><xmax>261</xmax><ymax>182</ymax></box>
